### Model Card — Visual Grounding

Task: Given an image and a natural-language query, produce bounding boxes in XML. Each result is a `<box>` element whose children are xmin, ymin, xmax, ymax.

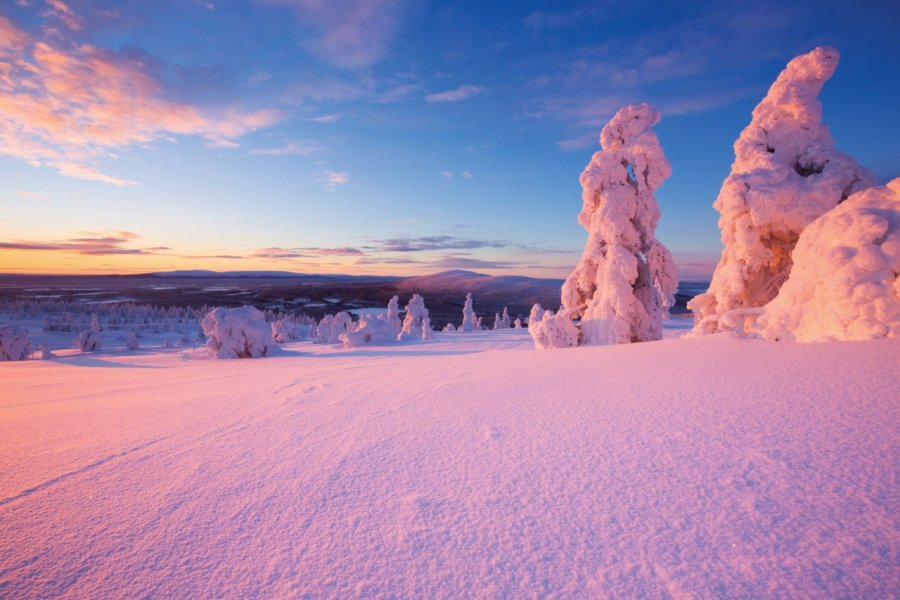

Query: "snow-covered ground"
<box><xmin>1</xmin><ymin>328</ymin><xmax>897</xmax><ymax>598</ymax></box>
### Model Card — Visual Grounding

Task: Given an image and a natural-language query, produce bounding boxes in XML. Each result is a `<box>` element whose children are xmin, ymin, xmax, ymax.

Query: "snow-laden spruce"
<box><xmin>537</xmin><ymin>103</ymin><xmax>677</xmax><ymax>350</ymax></box>
<box><xmin>314</xmin><ymin>312</ymin><xmax>352</xmax><ymax>345</ymax></box>
<box><xmin>756</xmin><ymin>179</ymin><xmax>900</xmax><ymax>341</ymax></box>
<box><xmin>459</xmin><ymin>293</ymin><xmax>479</xmax><ymax>332</ymax></box>
<box><xmin>690</xmin><ymin>47</ymin><xmax>876</xmax><ymax>335</ymax></box>
<box><xmin>0</xmin><ymin>324</ymin><xmax>32</xmax><ymax>361</ymax></box>
<box><xmin>398</xmin><ymin>294</ymin><xmax>434</xmax><ymax>341</ymax></box>
<box><xmin>201</xmin><ymin>306</ymin><xmax>272</xmax><ymax>359</ymax></box>
<box><xmin>341</xmin><ymin>313</ymin><xmax>397</xmax><ymax>347</ymax></box>
<box><xmin>385</xmin><ymin>296</ymin><xmax>402</xmax><ymax>336</ymax></box>
<box><xmin>74</xmin><ymin>313</ymin><xmax>103</xmax><ymax>352</ymax></box>
<box><xmin>493</xmin><ymin>307</ymin><xmax>511</xmax><ymax>330</ymax></box>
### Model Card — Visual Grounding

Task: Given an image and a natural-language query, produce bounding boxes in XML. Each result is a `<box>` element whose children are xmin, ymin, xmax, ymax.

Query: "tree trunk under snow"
<box><xmin>556</xmin><ymin>103</ymin><xmax>677</xmax><ymax>346</ymax></box>
<box><xmin>689</xmin><ymin>46</ymin><xmax>876</xmax><ymax>335</ymax></box>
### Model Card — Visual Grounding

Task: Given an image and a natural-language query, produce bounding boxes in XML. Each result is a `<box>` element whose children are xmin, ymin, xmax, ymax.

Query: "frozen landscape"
<box><xmin>2</xmin><ymin>0</ymin><xmax>899</xmax><ymax>597</ymax></box>
<box><xmin>2</xmin><ymin>329</ymin><xmax>897</xmax><ymax>597</ymax></box>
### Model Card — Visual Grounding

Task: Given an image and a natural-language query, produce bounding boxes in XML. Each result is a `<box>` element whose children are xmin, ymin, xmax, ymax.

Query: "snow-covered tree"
<box><xmin>314</xmin><ymin>312</ymin><xmax>353</xmax><ymax>345</ymax></box>
<box><xmin>271</xmin><ymin>319</ymin><xmax>298</xmax><ymax>343</ymax></box>
<box><xmin>40</xmin><ymin>342</ymin><xmax>55</xmax><ymax>360</ymax></box>
<box><xmin>529</xmin><ymin>310</ymin><xmax>580</xmax><ymax>350</ymax></box>
<box><xmin>459</xmin><ymin>293</ymin><xmax>478</xmax><ymax>332</ymax></box>
<box><xmin>493</xmin><ymin>307</ymin><xmax>511</xmax><ymax>330</ymax></box>
<box><xmin>385</xmin><ymin>295</ymin><xmax>402</xmax><ymax>336</ymax></box>
<box><xmin>442</xmin><ymin>323</ymin><xmax>455</xmax><ymax>333</ymax></box>
<box><xmin>756</xmin><ymin>179</ymin><xmax>899</xmax><ymax>341</ymax></box>
<box><xmin>341</xmin><ymin>313</ymin><xmax>397</xmax><ymax>347</ymax></box>
<box><xmin>557</xmin><ymin>103</ymin><xmax>677</xmax><ymax>346</ymax></box>
<box><xmin>528</xmin><ymin>303</ymin><xmax>545</xmax><ymax>326</ymax></box>
<box><xmin>0</xmin><ymin>324</ymin><xmax>32</xmax><ymax>361</ymax></box>
<box><xmin>201</xmin><ymin>306</ymin><xmax>272</xmax><ymax>359</ymax></box>
<box><xmin>126</xmin><ymin>331</ymin><xmax>139</xmax><ymax>351</ymax></box>
<box><xmin>690</xmin><ymin>47</ymin><xmax>876</xmax><ymax>335</ymax></box>
<box><xmin>398</xmin><ymin>294</ymin><xmax>433</xmax><ymax>341</ymax></box>
<box><xmin>74</xmin><ymin>314</ymin><xmax>103</xmax><ymax>352</ymax></box>
<box><xmin>513</xmin><ymin>318</ymin><xmax>522</xmax><ymax>329</ymax></box>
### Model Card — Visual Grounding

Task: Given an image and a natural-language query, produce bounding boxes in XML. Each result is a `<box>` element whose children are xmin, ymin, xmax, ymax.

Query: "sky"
<box><xmin>0</xmin><ymin>0</ymin><xmax>898</xmax><ymax>279</ymax></box>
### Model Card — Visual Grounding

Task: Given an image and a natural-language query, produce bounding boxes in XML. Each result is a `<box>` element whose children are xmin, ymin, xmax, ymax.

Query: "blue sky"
<box><xmin>1</xmin><ymin>0</ymin><xmax>897</xmax><ymax>278</ymax></box>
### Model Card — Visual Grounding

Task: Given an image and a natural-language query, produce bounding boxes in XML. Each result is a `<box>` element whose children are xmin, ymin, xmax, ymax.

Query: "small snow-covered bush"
<box><xmin>513</xmin><ymin>318</ymin><xmax>522</xmax><ymax>329</ymax></box>
<box><xmin>0</xmin><ymin>324</ymin><xmax>33</xmax><ymax>361</ymax></box>
<box><xmin>201</xmin><ymin>306</ymin><xmax>271</xmax><ymax>359</ymax></box>
<box><xmin>690</xmin><ymin>47</ymin><xmax>875</xmax><ymax>334</ymax></box>
<box><xmin>74</xmin><ymin>329</ymin><xmax>103</xmax><ymax>352</ymax></box>
<box><xmin>529</xmin><ymin>310</ymin><xmax>580</xmax><ymax>350</ymax></box>
<box><xmin>272</xmin><ymin>319</ymin><xmax>298</xmax><ymax>343</ymax></box>
<box><xmin>442</xmin><ymin>323</ymin><xmax>455</xmax><ymax>333</ymax></box>
<box><xmin>398</xmin><ymin>294</ymin><xmax>433</xmax><ymax>341</ymax></box>
<box><xmin>756</xmin><ymin>179</ymin><xmax>900</xmax><ymax>341</ymax></box>
<box><xmin>40</xmin><ymin>342</ymin><xmax>55</xmax><ymax>360</ymax></box>
<box><xmin>341</xmin><ymin>314</ymin><xmax>397</xmax><ymax>347</ymax></box>
<box><xmin>493</xmin><ymin>307</ymin><xmax>511</xmax><ymax>330</ymax></box>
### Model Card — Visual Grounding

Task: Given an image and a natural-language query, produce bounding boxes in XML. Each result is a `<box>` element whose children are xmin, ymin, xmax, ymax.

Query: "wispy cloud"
<box><xmin>10</xmin><ymin>190</ymin><xmax>46</xmax><ymax>200</ymax></box>
<box><xmin>426</xmin><ymin>85</ymin><xmax>485</xmax><ymax>103</ymax></box>
<box><xmin>0</xmin><ymin>230</ymin><xmax>157</xmax><ymax>255</ymax></box>
<box><xmin>368</xmin><ymin>235</ymin><xmax>509</xmax><ymax>253</ymax></box>
<box><xmin>440</xmin><ymin>171</ymin><xmax>453</xmax><ymax>179</ymax></box>
<box><xmin>322</xmin><ymin>170</ymin><xmax>349</xmax><ymax>191</ymax></box>
<box><xmin>251</xmin><ymin>140</ymin><xmax>322</xmax><ymax>156</ymax></box>
<box><xmin>0</xmin><ymin>13</ymin><xmax>281</xmax><ymax>185</ymax></box>
<box><xmin>259</xmin><ymin>0</ymin><xmax>408</xmax><ymax>68</ymax></box>
<box><xmin>306</xmin><ymin>113</ymin><xmax>342</xmax><ymax>123</ymax></box>
<box><xmin>462</xmin><ymin>170</ymin><xmax>473</xmax><ymax>180</ymax></box>
<box><xmin>251</xmin><ymin>246</ymin><xmax>363</xmax><ymax>260</ymax></box>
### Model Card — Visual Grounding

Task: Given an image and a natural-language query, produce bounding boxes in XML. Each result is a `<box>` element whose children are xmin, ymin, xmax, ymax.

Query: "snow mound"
<box><xmin>756</xmin><ymin>179</ymin><xmax>900</xmax><ymax>341</ymax></box>
<box><xmin>0</xmin><ymin>324</ymin><xmax>32</xmax><ymax>361</ymax></box>
<box><xmin>690</xmin><ymin>47</ymin><xmax>876</xmax><ymax>334</ymax></box>
<box><xmin>529</xmin><ymin>309</ymin><xmax>580</xmax><ymax>350</ymax></box>
<box><xmin>556</xmin><ymin>103</ymin><xmax>677</xmax><ymax>347</ymax></box>
<box><xmin>341</xmin><ymin>314</ymin><xmax>397</xmax><ymax>347</ymax></box>
<box><xmin>201</xmin><ymin>306</ymin><xmax>272</xmax><ymax>359</ymax></box>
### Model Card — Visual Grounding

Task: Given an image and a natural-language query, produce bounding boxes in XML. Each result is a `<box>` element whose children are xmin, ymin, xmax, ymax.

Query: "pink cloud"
<box><xmin>0</xmin><ymin>230</ymin><xmax>158</xmax><ymax>255</ymax></box>
<box><xmin>0</xmin><ymin>15</ymin><xmax>281</xmax><ymax>185</ymax></box>
<box><xmin>425</xmin><ymin>85</ymin><xmax>485</xmax><ymax>103</ymax></box>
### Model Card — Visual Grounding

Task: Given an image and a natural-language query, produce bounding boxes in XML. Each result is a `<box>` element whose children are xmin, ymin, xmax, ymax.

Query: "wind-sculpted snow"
<box><xmin>341</xmin><ymin>313</ymin><xmax>397</xmax><ymax>347</ymax></box>
<box><xmin>690</xmin><ymin>47</ymin><xmax>876</xmax><ymax>334</ymax></box>
<box><xmin>200</xmin><ymin>306</ymin><xmax>271</xmax><ymax>359</ymax></box>
<box><xmin>0</xmin><ymin>323</ymin><xmax>32</xmax><ymax>361</ymax></box>
<box><xmin>557</xmin><ymin>103</ymin><xmax>677</xmax><ymax>347</ymax></box>
<box><xmin>756</xmin><ymin>179</ymin><xmax>900</xmax><ymax>341</ymax></box>
<box><xmin>1</xmin><ymin>331</ymin><xmax>896</xmax><ymax>597</ymax></box>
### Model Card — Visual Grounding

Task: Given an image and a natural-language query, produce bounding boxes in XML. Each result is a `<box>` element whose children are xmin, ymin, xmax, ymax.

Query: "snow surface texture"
<box><xmin>690</xmin><ymin>47</ymin><xmax>876</xmax><ymax>335</ymax></box>
<box><xmin>398</xmin><ymin>294</ymin><xmax>434</xmax><ymax>341</ymax></box>
<box><xmin>1</xmin><ymin>331</ymin><xmax>897</xmax><ymax>597</ymax></box>
<box><xmin>200</xmin><ymin>306</ymin><xmax>272</xmax><ymax>359</ymax></box>
<box><xmin>341</xmin><ymin>313</ymin><xmax>397</xmax><ymax>347</ymax></box>
<box><xmin>0</xmin><ymin>323</ymin><xmax>32</xmax><ymax>361</ymax></box>
<box><xmin>459</xmin><ymin>293</ymin><xmax>479</xmax><ymax>332</ymax></box>
<box><xmin>756</xmin><ymin>179</ymin><xmax>900</xmax><ymax>341</ymax></box>
<box><xmin>560</xmin><ymin>103</ymin><xmax>678</xmax><ymax>346</ymax></box>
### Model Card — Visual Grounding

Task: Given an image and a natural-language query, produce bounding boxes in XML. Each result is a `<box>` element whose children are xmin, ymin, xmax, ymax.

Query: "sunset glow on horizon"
<box><xmin>1</xmin><ymin>0</ymin><xmax>897</xmax><ymax>279</ymax></box>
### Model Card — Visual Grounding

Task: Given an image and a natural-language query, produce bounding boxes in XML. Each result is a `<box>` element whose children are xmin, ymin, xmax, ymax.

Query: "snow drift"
<box><xmin>756</xmin><ymin>179</ymin><xmax>900</xmax><ymax>341</ymax></box>
<box><xmin>201</xmin><ymin>306</ymin><xmax>272</xmax><ymax>359</ymax></box>
<box><xmin>690</xmin><ymin>47</ymin><xmax>876</xmax><ymax>334</ymax></box>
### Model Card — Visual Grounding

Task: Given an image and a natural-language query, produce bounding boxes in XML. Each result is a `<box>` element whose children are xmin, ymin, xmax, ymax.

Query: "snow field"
<box><xmin>1</xmin><ymin>330</ymin><xmax>897</xmax><ymax>598</ymax></box>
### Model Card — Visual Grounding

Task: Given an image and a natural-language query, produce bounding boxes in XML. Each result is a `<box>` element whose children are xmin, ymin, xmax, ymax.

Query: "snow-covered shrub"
<box><xmin>341</xmin><ymin>313</ymin><xmax>397</xmax><ymax>347</ymax></box>
<box><xmin>272</xmin><ymin>319</ymin><xmax>297</xmax><ymax>343</ymax></box>
<box><xmin>313</xmin><ymin>312</ymin><xmax>352</xmax><ymax>345</ymax></box>
<box><xmin>0</xmin><ymin>324</ymin><xmax>32</xmax><ymax>361</ymax></box>
<box><xmin>442</xmin><ymin>323</ymin><xmax>455</xmax><ymax>333</ymax></box>
<box><xmin>513</xmin><ymin>318</ymin><xmax>522</xmax><ymax>329</ymax></box>
<box><xmin>126</xmin><ymin>331</ymin><xmax>139</xmax><ymax>351</ymax></box>
<box><xmin>756</xmin><ymin>179</ymin><xmax>900</xmax><ymax>341</ymax></box>
<box><xmin>529</xmin><ymin>310</ymin><xmax>580</xmax><ymax>350</ymax></box>
<box><xmin>690</xmin><ymin>47</ymin><xmax>876</xmax><ymax>335</ymax></box>
<box><xmin>399</xmin><ymin>294</ymin><xmax>434</xmax><ymax>341</ymax></box>
<box><xmin>558</xmin><ymin>103</ymin><xmax>677</xmax><ymax>346</ymax></box>
<box><xmin>40</xmin><ymin>342</ymin><xmax>55</xmax><ymax>360</ymax></box>
<box><xmin>201</xmin><ymin>306</ymin><xmax>271</xmax><ymax>359</ymax></box>
<box><xmin>493</xmin><ymin>307</ymin><xmax>511</xmax><ymax>330</ymax></box>
<box><xmin>385</xmin><ymin>295</ymin><xmax>402</xmax><ymax>336</ymax></box>
<box><xmin>459</xmin><ymin>293</ymin><xmax>479</xmax><ymax>332</ymax></box>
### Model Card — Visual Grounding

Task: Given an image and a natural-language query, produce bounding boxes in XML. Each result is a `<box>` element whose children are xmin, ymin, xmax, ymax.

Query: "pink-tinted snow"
<box><xmin>1</xmin><ymin>331</ymin><xmax>897</xmax><ymax>597</ymax></box>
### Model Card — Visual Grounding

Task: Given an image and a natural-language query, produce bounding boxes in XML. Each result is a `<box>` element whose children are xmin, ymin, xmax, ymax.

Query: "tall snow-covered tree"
<box><xmin>558</xmin><ymin>103</ymin><xmax>678</xmax><ymax>346</ymax></box>
<box><xmin>689</xmin><ymin>47</ymin><xmax>876</xmax><ymax>335</ymax></box>
<box><xmin>399</xmin><ymin>294</ymin><xmax>433</xmax><ymax>341</ymax></box>
<box><xmin>385</xmin><ymin>295</ymin><xmax>402</xmax><ymax>336</ymax></box>
<box><xmin>459</xmin><ymin>293</ymin><xmax>479</xmax><ymax>332</ymax></box>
